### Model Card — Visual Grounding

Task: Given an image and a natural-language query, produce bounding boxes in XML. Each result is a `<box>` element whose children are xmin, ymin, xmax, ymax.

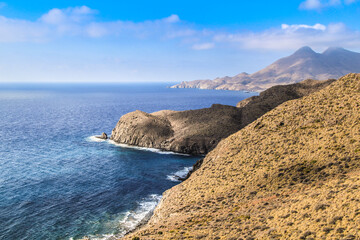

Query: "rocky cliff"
<box><xmin>111</xmin><ymin>79</ymin><xmax>334</xmax><ymax>155</ymax></box>
<box><xmin>124</xmin><ymin>73</ymin><xmax>360</xmax><ymax>239</ymax></box>
<box><xmin>171</xmin><ymin>47</ymin><xmax>360</xmax><ymax>91</ymax></box>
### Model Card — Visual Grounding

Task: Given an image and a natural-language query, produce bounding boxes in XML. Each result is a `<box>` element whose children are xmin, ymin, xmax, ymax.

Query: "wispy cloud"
<box><xmin>213</xmin><ymin>23</ymin><xmax>360</xmax><ymax>50</ymax></box>
<box><xmin>0</xmin><ymin>5</ymin><xmax>359</xmax><ymax>52</ymax></box>
<box><xmin>0</xmin><ymin>2</ymin><xmax>6</xmax><ymax>9</ymax></box>
<box><xmin>0</xmin><ymin>6</ymin><xmax>189</xmax><ymax>42</ymax></box>
<box><xmin>299</xmin><ymin>0</ymin><xmax>358</xmax><ymax>10</ymax></box>
<box><xmin>192</xmin><ymin>42</ymin><xmax>215</xmax><ymax>50</ymax></box>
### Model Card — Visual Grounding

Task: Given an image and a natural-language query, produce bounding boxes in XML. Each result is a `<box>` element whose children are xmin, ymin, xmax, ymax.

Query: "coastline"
<box><xmin>87</xmin><ymin>136</ymin><xmax>193</xmax><ymax>156</ymax></box>
<box><xmin>86</xmin><ymin>135</ymin><xmax>200</xmax><ymax>239</ymax></box>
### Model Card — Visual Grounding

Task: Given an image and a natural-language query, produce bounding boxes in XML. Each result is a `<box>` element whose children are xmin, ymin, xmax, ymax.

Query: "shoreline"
<box><xmin>86</xmin><ymin>135</ymin><xmax>200</xmax><ymax>239</ymax></box>
<box><xmin>87</xmin><ymin>135</ymin><xmax>193</xmax><ymax>156</ymax></box>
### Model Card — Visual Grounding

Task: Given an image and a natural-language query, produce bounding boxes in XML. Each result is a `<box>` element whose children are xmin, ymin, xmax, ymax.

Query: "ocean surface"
<box><xmin>0</xmin><ymin>83</ymin><xmax>256</xmax><ymax>240</ymax></box>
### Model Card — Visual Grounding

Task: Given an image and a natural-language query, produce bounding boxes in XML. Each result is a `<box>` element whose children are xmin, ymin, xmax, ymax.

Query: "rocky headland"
<box><xmin>171</xmin><ymin>47</ymin><xmax>360</xmax><ymax>91</ymax></box>
<box><xmin>110</xmin><ymin>78</ymin><xmax>334</xmax><ymax>155</ymax></box>
<box><xmin>124</xmin><ymin>74</ymin><xmax>360</xmax><ymax>239</ymax></box>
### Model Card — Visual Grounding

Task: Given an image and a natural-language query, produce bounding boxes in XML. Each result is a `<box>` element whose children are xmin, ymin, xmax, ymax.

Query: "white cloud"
<box><xmin>0</xmin><ymin>6</ymin><xmax>187</xmax><ymax>41</ymax></box>
<box><xmin>213</xmin><ymin>22</ymin><xmax>360</xmax><ymax>50</ymax></box>
<box><xmin>0</xmin><ymin>6</ymin><xmax>359</xmax><ymax>52</ymax></box>
<box><xmin>281</xmin><ymin>23</ymin><xmax>326</xmax><ymax>31</ymax></box>
<box><xmin>299</xmin><ymin>0</ymin><xmax>358</xmax><ymax>10</ymax></box>
<box><xmin>163</xmin><ymin>14</ymin><xmax>180</xmax><ymax>23</ymax></box>
<box><xmin>300</xmin><ymin>0</ymin><xmax>323</xmax><ymax>9</ymax></box>
<box><xmin>192</xmin><ymin>42</ymin><xmax>215</xmax><ymax>50</ymax></box>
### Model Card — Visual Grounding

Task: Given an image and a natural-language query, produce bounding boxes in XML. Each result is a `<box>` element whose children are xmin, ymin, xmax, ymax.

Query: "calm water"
<box><xmin>0</xmin><ymin>83</ymin><xmax>255</xmax><ymax>240</ymax></box>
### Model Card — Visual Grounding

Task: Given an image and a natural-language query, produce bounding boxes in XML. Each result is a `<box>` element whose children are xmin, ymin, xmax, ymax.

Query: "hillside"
<box><xmin>110</xmin><ymin>79</ymin><xmax>334</xmax><ymax>155</ymax></box>
<box><xmin>124</xmin><ymin>73</ymin><xmax>360</xmax><ymax>239</ymax></box>
<box><xmin>171</xmin><ymin>47</ymin><xmax>360</xmax><ymax>91</ymax></box>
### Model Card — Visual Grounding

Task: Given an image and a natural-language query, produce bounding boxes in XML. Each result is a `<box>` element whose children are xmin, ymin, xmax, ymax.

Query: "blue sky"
<box><xmin>0</xmin><ymin>0</ymin><xmax>359</xmax><ymax>82</ymax></box>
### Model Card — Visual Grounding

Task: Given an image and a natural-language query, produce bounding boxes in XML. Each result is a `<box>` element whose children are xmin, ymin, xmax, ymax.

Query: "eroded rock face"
<box><xmin>111</xmin><ymin>105</ymin><xmax>243</xmax><ymax>155</ymax></box>
<box><xmin>96</xmin><ymin>132</ymin><xmax>108</xmax><ymax>140</ymax></box>
<box><xmin>111</xmin><ymin>79</ymin><xmax>334</xmax><ymax>155</ymax></box>
<box><xmin>125</xmin><ymin>74</ymin><xmax>360</xmax><ymax>240</ymax></box>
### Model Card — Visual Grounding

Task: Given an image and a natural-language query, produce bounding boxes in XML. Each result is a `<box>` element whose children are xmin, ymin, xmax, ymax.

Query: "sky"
<box><xmin>0</xmin><ymin>0</ymin><xmax>360</xmax><ymax>83</ymax></box>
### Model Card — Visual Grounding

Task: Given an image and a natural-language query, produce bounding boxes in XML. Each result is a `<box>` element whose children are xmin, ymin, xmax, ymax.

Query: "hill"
<box><xmin>110</xmin><ymin>79</ymin><xmax>334</xmax><ymax>155</ymax></box>
<box><xmin>171</xmin><ymin>47</ymin><xmax>360</xmax><ymax>91</ymax></box>
<box><xmin>124</xmin><ymin>73</ymin><xmax>360</xmax><ymax>239</ymax></box>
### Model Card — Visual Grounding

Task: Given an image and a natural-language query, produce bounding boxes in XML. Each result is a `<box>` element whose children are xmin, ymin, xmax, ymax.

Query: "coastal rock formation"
<box><xmin>171</xmin><ymin>46</ymin><xmax>360</xmax><ymax>91</ymax></box>
<box><xmin>111</xmin><ymin>79</ymin><xmax>334</xmax><ymax>155</ymax></box>
<box><xmin>111</xmin><ymin>105</ymin><xmax>243</xmax><ymax>155</ymax></box>
<box><xmin>97</xmin><ymin>132</ymin><xmax>108</xmax><ymax>140</ymax></box>
<box><xmin>124</xmin><ymin>74</ymin><xmax>360</xmax><ymax>239</ymax></box>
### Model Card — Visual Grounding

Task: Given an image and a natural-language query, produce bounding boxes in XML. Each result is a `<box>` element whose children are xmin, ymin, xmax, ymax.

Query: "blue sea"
<box><xmin>0</xmin><ymin>83</ymin><xmax>255</xmax><ymax>240</ymax></box>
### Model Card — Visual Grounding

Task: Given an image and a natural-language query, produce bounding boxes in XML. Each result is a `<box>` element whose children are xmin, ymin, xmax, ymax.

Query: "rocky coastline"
<box><xmin>110</xmin><ymin>78</ymin><xmax>334</xmax><ymax>156</ymax></box>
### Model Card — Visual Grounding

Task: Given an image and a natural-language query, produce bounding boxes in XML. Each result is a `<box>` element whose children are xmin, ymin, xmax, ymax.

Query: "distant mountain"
<box><xmin>171</xmin><ymin>46</ymin><xmax>360</xmax><ymax>91</ymax></box>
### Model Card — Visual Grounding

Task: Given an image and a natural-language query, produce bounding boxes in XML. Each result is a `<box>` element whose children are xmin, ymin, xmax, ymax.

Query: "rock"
<box><xmin>110</xmin><ymin>106</ymin><xmax>242</xmax><ymax>155</ymax></box>
<box><xmin>179</xmin><ymin>158</ymin><xmax>204</xmax><ymax>181</ymax></box>
<box><xmin>96</xmin><ymin>132</ymin><xmax>108</xmax><ymax>140</ymax></box>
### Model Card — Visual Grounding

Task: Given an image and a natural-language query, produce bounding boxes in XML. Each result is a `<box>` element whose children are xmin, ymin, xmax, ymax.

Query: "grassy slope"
<box><xmin>124</xmin><ymin>74</ymin><xmax>360</xmax><ymax>240</ymax></box>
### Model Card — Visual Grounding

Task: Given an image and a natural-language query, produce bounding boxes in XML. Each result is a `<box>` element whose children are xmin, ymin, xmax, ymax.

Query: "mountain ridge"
<box><xmin>171</xmin><ymin>47</ymin><xmax>360</xmax><ymax>91</ymax></box>
<box><xmin>125</xmin><ymin>73</ymin><xmax>360</xmax><ymax>240</ymax></box>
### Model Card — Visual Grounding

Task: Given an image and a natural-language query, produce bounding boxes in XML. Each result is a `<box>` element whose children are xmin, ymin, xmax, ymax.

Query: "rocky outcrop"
<box><xmin>171</xmin><ymin>46</ymin><xmax>360</xmax><ymax>91</ymax></box>
<box><xmin>111</xmin><ymin>79</ymin><xmax>334</xmax><ymax>155</ymax></box>
<box><xmin>96</xmin><ymin>132</ymin><xmax>108</xmax><ymax>140</ymax></box>
<box><xmin>125</xmin><ymin>74</ymin><xmax>360</xmax><ymax>240</ymax></box>
<box><xmin>111</xmin><ymin>105</ymin><xmax>243</xmax><ymax>155</ymax></box>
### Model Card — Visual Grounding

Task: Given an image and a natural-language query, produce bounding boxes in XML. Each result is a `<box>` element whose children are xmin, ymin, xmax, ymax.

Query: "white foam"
<box><xmin>119</xmin><ymin>194</ymin><xmax>162</xmax><ymax>232</ymax></box>
<box><xmin>166</xmin><ymin>166</ymin><xmax>193</xmax><ymax>182</ymax></box>
<box><xmin>107</xmin><ymin>140</ymin><xmax>190</xmax><ymax>156</ymax></box>
<box><xmin>86</xmin><ymin>135</ymin><xmax>107</xmax><ymax>142</ymax></box>
<box><xmin>80</xmin><ymin>194</ymin><xmax>162</xmax><ymax>240</ymax></box>
<box><xmin>87</xmin><ymin>135</ymin><xmax>191</xmax><ymax>156</ymax></box>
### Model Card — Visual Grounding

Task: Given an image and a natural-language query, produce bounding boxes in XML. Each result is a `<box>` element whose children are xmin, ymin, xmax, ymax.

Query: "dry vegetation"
<box><xmin>111</xmin><ymin>79</ymin><xmax>334</xmax><ymax>155</ymax></box>
<box><xmin>123</xmin><ymin>73</ymin><xmax>360</xmax><ymax>240</ymax></box>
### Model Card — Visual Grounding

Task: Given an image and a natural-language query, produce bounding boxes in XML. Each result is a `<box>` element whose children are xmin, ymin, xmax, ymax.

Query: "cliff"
<box><xmin>110</xmin><ymin>79</ymin><xmax>334</xmax><ymax>155</ymax></box>
<box><xmin>171</xmin><ymin>47</ymin><xmax>360</xmax><ymax>91</ymax></box>
<box><xmin>124</xmin><ymin>73</ymin><xmax>360</xmax><ymax>239</ymax></box>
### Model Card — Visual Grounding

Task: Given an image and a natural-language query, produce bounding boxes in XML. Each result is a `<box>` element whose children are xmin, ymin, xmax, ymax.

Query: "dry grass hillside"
<box><xmin>124</xmin><ymin>73</ymin><xmax>360</xmax><ymax>240</ymax></box>
<box><xmin>111</xmin><ymin>79</ymin><xmax>334</xmax><ymax>155</ymax></box>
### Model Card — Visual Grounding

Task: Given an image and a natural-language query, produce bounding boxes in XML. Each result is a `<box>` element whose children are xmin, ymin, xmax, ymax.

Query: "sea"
<box><xmin>0</xmin><ymin>83</ymin><xmax>256</xmax><ymax>240</ymax></box>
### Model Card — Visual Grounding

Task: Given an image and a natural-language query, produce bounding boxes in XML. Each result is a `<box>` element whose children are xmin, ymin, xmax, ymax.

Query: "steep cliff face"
<box><xmin>171</xmin><ymin>47</ymin><xmax>360</xmax><ymax>91</ymax></box>
<box><xmin>111</xmin><ymin>79</ymin><xmax>334</xmax><ymax>155</ymax></box>
<box><xmin>124</xmin><ymin>74</ymin><xmax>360</xmax><ymax>240</ymax></box>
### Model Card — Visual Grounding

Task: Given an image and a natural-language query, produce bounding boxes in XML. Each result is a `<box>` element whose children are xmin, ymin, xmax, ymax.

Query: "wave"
<box><xmin>107</xmin><ymin>139</ymin><xmax>189</xmax><ymax>156</ymax></box>
<box><xmin>86</xmin><ymin>136</ymin><xmax>107</xmax><ymax>143</ymax></box>
<box><xmin>79</xmin><ymin>194</ymin><xmax>162</xmax><ymax>240</ymax></box>
<box><xmin>166</xmin><ymin>166</ymin><xmax>193</xmax><ymax>182</ymax></box>
<box><xmin>87</xmin><ymin>136</ymin><xmax>189</xmax><ymax>155</ymax></box>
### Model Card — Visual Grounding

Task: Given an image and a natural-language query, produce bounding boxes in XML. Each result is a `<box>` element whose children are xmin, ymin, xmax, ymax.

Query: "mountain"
<box><xmin>110</xmin><ymin>79</ymin><xmax>334</xmax><ymax>155</ymax></box>
<box><xmin>125</xmin><ymin>73</ymin><xmax>360</xmax><ymax>239</ymax></box>
<box><xmin>171</xmin><ymin>46</ymin><xmax>360</xmax><ymax>91</ymax></box>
